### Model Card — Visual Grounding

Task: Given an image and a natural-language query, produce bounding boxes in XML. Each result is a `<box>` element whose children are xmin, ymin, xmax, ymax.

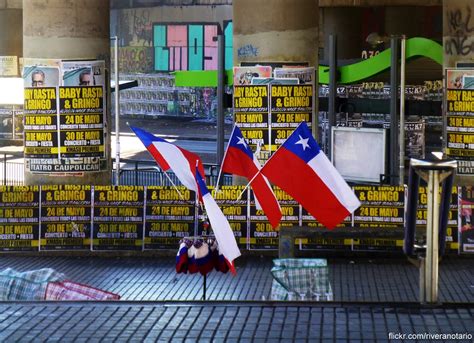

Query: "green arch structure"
<box><xmin>173</xmin><ymin>37</ymin><xmax>442</xmax><ymax>87</ymax></box>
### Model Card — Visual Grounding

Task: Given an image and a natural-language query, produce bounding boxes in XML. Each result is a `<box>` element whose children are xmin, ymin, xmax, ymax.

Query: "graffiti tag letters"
<box><xmin>153</xmin><ymin>22</ymin><xmax>233</xmax><ymax>72</ymax></box>
<box><xmin>446</xmin><ymin>6</ymin><xmax>474</xmax><ymax>56</ymax></box>
<box><xmin>154</xmin><ymin>24</ymin><xmax>217</xmax><ymax>71</ymax></box>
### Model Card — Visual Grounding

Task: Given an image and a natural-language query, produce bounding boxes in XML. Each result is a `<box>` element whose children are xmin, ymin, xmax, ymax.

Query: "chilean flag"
<box><xmin>131</xmin><ymin>126</ymin><xmax>205</xmax><ymax>193</ymax></box>
<box><xmin>195</xmin><ymin>168</ymin><xmax>241</xmax><ymax>275</ymax></box>
<box><xmin>261</xmin><ymin>122</ymin><xmax>360</xmax><ymax>229</ymax></box>
<box><xmin>221</xmin><ymin>125</ymin><xmax>282</xmax><ymax>228</ymax></box>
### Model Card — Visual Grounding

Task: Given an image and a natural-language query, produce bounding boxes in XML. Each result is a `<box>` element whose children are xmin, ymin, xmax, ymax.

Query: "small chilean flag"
<box><xmin>131</xmin><ymin>126</ymin><xmax>205</xmax><ymax>193</ymax></box>
<box><xmin>261</xmin><ymin>122</ymin><xmax>360</xmax><ymax>229</ymax></box>
<box><xmin>221</xmin><ymin>125</ymin><xmax>282</xmax><ymax>228</ymax></box>
<box><xmin>195</xmin><ymin>168</ymin><xmax>241</xmax><ymax>275</ymax></box>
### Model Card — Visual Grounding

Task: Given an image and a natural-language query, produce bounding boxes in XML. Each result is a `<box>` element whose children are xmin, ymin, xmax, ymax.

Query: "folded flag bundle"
<box><xmin>194</xmin><ymin>240</ymin><xmax>214</xmax><ymax>275</ymax></box>
<box><xmin>175</xmin><ymin>237</ymin><xmax>231</xmax><ymax>275</ymax></box>
<box><xmin>175</xmin><ymin>239</ymin><xmax>192</xmax><ymax>274</ymax></box>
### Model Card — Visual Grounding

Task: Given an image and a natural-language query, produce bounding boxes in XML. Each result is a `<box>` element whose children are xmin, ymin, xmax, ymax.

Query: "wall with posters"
<box><xmin>22</xmin><ymin>60</ymin><xmax>110</xmax><ymax>184</ymax></box>
<box><xmin>445</xmin><ymin>68</ymin><xmax>474</xmax><ymax>177</ymax></box>
<box><xmin>233</xmin><ymin>67</ymin><xmax>316</xmax><ymax>162</ymax></box>
<box><xmin>0</xmin><ymin>184</ymin><xmax>469</xmax><ymax>254</ymax></box>
<box><xmin>459</xmin><ymin>186</ymin><xmax>474</xmax><ymax>253</ymax></box>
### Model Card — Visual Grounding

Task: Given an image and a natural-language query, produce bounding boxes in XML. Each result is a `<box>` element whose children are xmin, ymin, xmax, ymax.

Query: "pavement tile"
<box><xmin>0</xmin><ymin>256</ymin><xmax>471</xmax><ymax>341</ymax></box>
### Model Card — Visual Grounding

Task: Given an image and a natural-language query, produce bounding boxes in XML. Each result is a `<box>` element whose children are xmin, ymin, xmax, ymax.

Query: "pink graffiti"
<box><xmin>204</xmin><ymin>25</ymin><xmax>217</xmax><ymax>70</ymax></box>
<box><xmin>168</xmin><ymin>25</ymin><xmax>188</xmax><ymax>70</ymax></box>
<box><xmin>158</xmin><ymin>24</ymin><xmax>219</xmax><ymax>71</ymax></box>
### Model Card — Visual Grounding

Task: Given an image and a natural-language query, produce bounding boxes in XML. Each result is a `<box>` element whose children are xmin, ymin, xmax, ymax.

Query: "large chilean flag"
<box><xmin>130</xmin><ymin>126</ymin><xmax>205</xmax><ymax>193</ymax></box>
<box><xmin>221</xmin><ymin>125</ymin><xmax>282</xmax><ymax>228</ymax></box>
<box><xmin>261</xmin><ymin>122</ymin><xmax>360</xmax><ymax>229</ymax></box>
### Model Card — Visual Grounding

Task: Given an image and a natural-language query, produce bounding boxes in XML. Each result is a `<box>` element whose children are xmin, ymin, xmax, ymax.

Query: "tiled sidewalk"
<box><xmin>0</xmin><ymin>303</ymin><xmax>472</xmax><ymax>342</ymax></box>
<box><xmin>0</xmin><ymin>256</ymin><xmax>471</xmax><ymax>303</ymax></box>
<box><xmin>0</xmin><ymin>256</ymin><xmax>472</xmax><ymax>342</ymax></box>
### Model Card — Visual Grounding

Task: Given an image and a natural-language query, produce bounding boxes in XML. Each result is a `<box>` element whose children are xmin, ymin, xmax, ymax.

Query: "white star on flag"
<box><xmin>236</xmin><ymin>136</ymin><xmax>247</xmax><ymax>148</ymax></box>
<box><xmin>295</xmin><ymin>135</ymin><xmax>310</xmax><ymax>150</ymax></box>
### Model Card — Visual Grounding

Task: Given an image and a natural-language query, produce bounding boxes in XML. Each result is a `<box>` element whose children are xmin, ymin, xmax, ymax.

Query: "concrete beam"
<box><xmin>319</xmin><ymin>0</ymin><xmax>441</xmax><ymax>6</ymax></box>
<box><xmin>0</xmin><ymin>0</ymin><xmax>22</xmax><ymax>9</ymax></box>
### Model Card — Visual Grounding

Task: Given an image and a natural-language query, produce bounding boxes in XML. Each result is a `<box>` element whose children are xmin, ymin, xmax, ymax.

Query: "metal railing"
<box><xmin>114</xmin><ymin>159</ymin><xmax>233</xmax><ymax>186</ymax></box>
<box><xmin>0</xmin><ymin>154</ymin><xmax>233</xmax><ymax>187</ymax></box>
<box><xmin>0</xmin><ymin>153</ymin><xmax>24</xmax><ymax>185</ymax></box>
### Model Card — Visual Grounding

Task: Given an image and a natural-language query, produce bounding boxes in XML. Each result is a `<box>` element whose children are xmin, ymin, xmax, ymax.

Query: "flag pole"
<box><xmin>235</xmin><ymin>153</ymin><xmax>280</xmax><ymax>201</ymax></box>
<box><xmin>236</xmin><ymin>167</ymin><xmax>263</xmax><ymax>201</ymax></box>
<box><xmin>196</xmin><ymin>160</ymin><xmax>204</xmax><ymax>211</ymax></box>
<box><xmin>162</xmin><ymin>170</ymin><xmax>185</xmax><ymax>200</ymax></box>
<box><xmin>234</xmin><ymin>124</ymin><xmax>302</xmax><ymax>201</ymax></box>
<box><xmin>215</xmin><ymin>124</ymin><xmax>235</xmax><ymax>193</ymax></box>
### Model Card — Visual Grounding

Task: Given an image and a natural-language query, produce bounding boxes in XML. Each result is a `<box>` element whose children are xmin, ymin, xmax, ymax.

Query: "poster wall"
<box><xmin>269</xmin><ymin>84</ymin><xmax>313</xmax><ymax>151</ymax></box>
<box><xmin>92</xmin><ymin>186</ymin><xmax>144</xmax><ymax>251</ymax></box>
<box><xmin>416</xmin><ymin>186</ymin><xmax>459</xmax><ymax>252</ymax></box>
<box><xmin>459</xmin><ymin>186</ymin><xmax>474</xmax><ymax>253</ymax></box>
<box><xmin>445</xmin><ymin>69</ymin><xmax>474</xmax><ymax>175</ymax></box>
<box><xmin>0</xmin><ymin>56</ymin><xmax>18</xmax><ymax>76</ymax></box>
<box><xmin>233</xmin><ymin>67</ymin><xmax>315</xmax><ymax>163</ymax></box>
<box><xmin>0</xmin><ymin>186</ymin><xmax>40</xmax><ymax>251</ymax></box>
<box><xmin>0</xmin><ymin>185</ymin><xmax>468</xmax><ymax>253</ymax></box>
<box><xmin>144</xmin><ymin>186</ymin><xmax>195</xmax><ymax>249</ymax></box>
<box><xmin>23</xmin><ymin>86</ymin><xmax>59</xmax><ymax>161</ymax></box>
<box><xmin>352</xmin><ymin>185</ymin><xmax>405</xmax><ymax>251</ymax></box>
<box><xmin>299</xmin><ymin>209</ymin><xmax>352</xmax><ymax>251</ymax></box>
<box><xmin>233</xmin><ymin>85</ymin><xmax>270</xmax><ymax>161</ymax></box>
<box><xmin>40</xmin><ymin>185</ymin><xmax>92</xmax><ymax>250</ymax></box>
<box><xmin>22</xmin><ymin>60</ymin><xmax>107</xmax><ymax>176</ymax></box>
<box><xmin>208</xmin><ymin>186</ymin><xmax>248</xmax><ymax>248</ymax></box>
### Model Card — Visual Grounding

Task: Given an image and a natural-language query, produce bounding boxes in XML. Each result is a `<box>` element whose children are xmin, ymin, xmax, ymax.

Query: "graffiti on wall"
<box><xmin>119</xmin><ymin>47</ymin><xmax>153</xmax><ymax>73</ymax></box>
<box><xmin>237</xmin><ymin>44</ymin><xmax>259</xmax><ymax>58</ymax></box>
<box><xmin>133</xmin><ymin>11</ymin><xmax>153</xmax><ymax>46</ymax></box>
<box><xmin>153</xmin><ymin>22</ymin><xmax>233</xmax><ymax>72</ymax></box>
<box><xmin>114</xmin><ymin>14</ymin><xmax>234</xmax><ymax>117</ymax></box>
<box><xmin>446</xmin><ymin>6</ymin><xmax>474</xmax><ymax>56</ymax></box>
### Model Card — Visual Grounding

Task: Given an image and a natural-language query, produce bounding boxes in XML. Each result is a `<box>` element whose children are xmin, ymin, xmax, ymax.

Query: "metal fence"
<box><xmin>114</xmin><ymin>159</ymin><xmax>233</xmax><ymax>186</ymax></box>
<box><xmin>0</xmin><ymin>153</ymin><xmax>24</xmax><ymax>186</ymax></box>
<box><xmin>0</xmin><ymin>154</ymin><xmax>232</xmax><ymax>187</ymax></box>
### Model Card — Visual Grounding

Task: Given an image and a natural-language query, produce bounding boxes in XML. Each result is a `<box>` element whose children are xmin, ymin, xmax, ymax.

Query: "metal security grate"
<box><xmin>0</xmin><ymin>155</ymin><xmax>233</xmax><ymax>187</ymax></box>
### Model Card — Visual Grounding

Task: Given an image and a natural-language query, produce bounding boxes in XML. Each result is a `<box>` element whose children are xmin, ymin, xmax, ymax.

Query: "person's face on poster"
<box><xmin>79</xmin><ymin>73</ymin><xmax>92</xmax><ymax>86</ymax></box>
<box><xmin>451</xmin><ymin>76</ymin><xmax>463</xmax><ymax>89</ymax></box>
<box><xmin>447</xmin><ymin>71</ymin><xmax>466</xmax><ymax>89</ymax></box>
<box><xmin>25</xmin><ymin>66</ymin><xmax>60</xmax><ymax>88</ymax></box>
<box><xmin>31</xmin><ymin>71</ymin><xmax>44</xmax><ymax>87</ymax></box>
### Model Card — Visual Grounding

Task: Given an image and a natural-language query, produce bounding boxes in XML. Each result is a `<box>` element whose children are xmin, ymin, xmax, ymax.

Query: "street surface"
<box><xmin>114</xmin><ymin>132</ymin><xmax>221</xmax><ymax>163</ymax></box>
<box><xmin>116</xmin><ymin>117</ymin><xmax>232</xmax><ymax>164</ymax></box>
<box><xmin>0</xmin><ymin>256</ymin><xmax>471</xmax><ymax>341</ymax></box>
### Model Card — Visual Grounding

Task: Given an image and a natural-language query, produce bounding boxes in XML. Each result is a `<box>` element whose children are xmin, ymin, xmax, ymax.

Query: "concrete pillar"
<box><xmin>385</xmin><ymin>7</ymin><xmax>425</xmax><ymax>38</ymax></box>
<box><xmin>321</xmin><ymin>7</ymin><xmax>363</xmax><ymax>60</ymax></box>
<box><xmin>233</xmin><ymin>0</ymin><xmax>319</xmax><ymax>67</ymax></box>
<box><xmin>0</xmin><ymin>0</ymin><xmax>22</xmax><ymax>75</ymax></box>
<box><xmin>23</xmin><ymin>0</ymin><xmax>111</xmax><ymax>185</ymax></box>
<box><xmin>23</xmin><ymin>0</ymin><xmax>110</xmax><ymax>60</ymax></box>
